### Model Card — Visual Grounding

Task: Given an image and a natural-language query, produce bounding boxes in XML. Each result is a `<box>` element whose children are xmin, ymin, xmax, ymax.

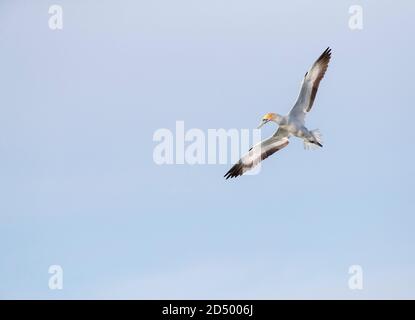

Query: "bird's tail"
<box><xmin>304</xmin><ymin>129</ymin><xmax>323</xmax><ymax>150</ymax></box>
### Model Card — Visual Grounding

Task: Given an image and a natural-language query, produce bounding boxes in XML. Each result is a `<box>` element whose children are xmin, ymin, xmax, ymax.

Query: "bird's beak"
<box><xmin>257</xmin><ymin>119</ymin><xmax>269</xmax><ymax>129</ymax></box>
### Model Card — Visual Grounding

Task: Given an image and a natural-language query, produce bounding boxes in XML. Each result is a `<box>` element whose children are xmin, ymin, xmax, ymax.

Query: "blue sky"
<box><xmin>1</xmin><ymin>0</ymin><xmax>414</xmax><ymax>299</ymax></box>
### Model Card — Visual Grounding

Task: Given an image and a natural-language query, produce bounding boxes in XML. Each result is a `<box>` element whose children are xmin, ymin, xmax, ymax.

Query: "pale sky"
<box><xmin>0</xmin><ymin>0</ymin><xmax>414</xmax><ymax>299</ymax></box>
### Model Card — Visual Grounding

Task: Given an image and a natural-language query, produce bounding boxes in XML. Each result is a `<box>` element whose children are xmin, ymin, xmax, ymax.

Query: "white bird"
<box><xmin>224</xmin><ymin>47</ymin><xmax>331</xmax><ymax>179</ymax></box>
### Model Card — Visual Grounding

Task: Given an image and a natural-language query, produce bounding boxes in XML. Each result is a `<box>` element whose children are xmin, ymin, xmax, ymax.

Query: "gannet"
<box><xmin>224</xmin><ymin>47</ymin><xmax>331</xmax><ymax>179</ymax></box>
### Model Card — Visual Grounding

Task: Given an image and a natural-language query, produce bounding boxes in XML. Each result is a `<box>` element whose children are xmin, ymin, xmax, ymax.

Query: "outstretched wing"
<box><xmin>224</xmin><ymin>129</ymin><xmax>289</xmax><ymax>179</ymax></box>
<box><xmin>289</xmin><ymin>47</ymin><xmax>331</xmax><ymax>122</ymax></box>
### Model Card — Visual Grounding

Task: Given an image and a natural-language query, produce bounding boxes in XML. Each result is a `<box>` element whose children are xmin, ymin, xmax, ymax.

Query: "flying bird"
<box><xmin>224</xmin><ymin>47</ymin><xmax>331</xmax><ymax>179</ymax></box>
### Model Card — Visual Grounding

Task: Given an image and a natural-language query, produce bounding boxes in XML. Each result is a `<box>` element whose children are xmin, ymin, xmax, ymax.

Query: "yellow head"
<box><xmin>262</xmin><ymin>113</ymin><xmax>277</xmax><ymax>121</ymax></box>
<box><xmin>258</xmin><ymin>113</ymin><xmax>277</xmax><ymax>128</ymax></box>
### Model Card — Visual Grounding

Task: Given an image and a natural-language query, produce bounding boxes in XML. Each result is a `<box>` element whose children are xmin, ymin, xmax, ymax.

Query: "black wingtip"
<box><xmin>224</xmin><ymin>170</ymin><xmax>232</xmax><ymax>180</ymax></box>
<box><xmin>315</xmin><ymin>47</ymin><xmax>332</xmax><ymax>66</ymax></box>
<box><xmin>224</xmin><ymin>171</ymin><xmax>235</xmax><ymax>180</ymax></box>
<box><xmin>323</xmin><ymin>47</ymin><xmax>332</xmax><ymax>57</ymax></box>
<box><xmin>224</xmin><ymin>163</ymin><xmax>244</xmax><ymax>180</ymax></box>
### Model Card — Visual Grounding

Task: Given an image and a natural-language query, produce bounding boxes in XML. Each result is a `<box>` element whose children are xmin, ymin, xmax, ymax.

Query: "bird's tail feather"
<box><xmin>304</xmin><ymin>129</ymin><xmax>323</xmax><ymax>150</ymax></box>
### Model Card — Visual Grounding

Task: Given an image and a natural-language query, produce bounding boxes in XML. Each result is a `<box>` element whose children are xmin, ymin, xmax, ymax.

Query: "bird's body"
<box><xmin>224</xmin><ymin>47</ymin><xmax>331</xmax><ymax>179</ymax></box>
<box><xmin>276</xmin><ymin>115</ymin><xmax>322</xmax><ymax>148</ymax></box>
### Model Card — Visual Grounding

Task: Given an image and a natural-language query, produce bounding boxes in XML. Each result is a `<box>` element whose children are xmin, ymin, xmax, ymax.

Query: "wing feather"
<box><xmin>224</xmin><ymin>132</ymin><xmax>289</xmax><ymax>179</ymax></box>
<box><xmin>289</xmin><ymin>47</ymin><xmax>331</xmax><ymax>121</ymax></box>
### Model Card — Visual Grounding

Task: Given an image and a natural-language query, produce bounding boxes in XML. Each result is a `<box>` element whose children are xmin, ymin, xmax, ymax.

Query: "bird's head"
<box><xmin>258</xmin><ymin>112</ymin><xmax>278</xmax><ymax>128</ymax></box>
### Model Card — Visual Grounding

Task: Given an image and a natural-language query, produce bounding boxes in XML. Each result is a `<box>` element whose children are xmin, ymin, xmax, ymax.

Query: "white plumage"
<box><xmin>225</xmin><ymin>48</ymin><xmax>331</xmax><ymax>179</ymax></box>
